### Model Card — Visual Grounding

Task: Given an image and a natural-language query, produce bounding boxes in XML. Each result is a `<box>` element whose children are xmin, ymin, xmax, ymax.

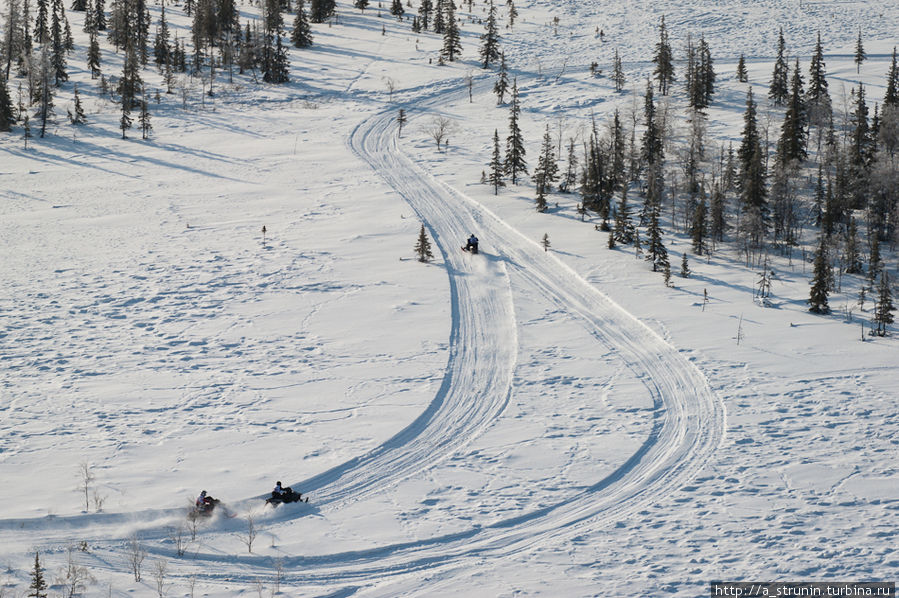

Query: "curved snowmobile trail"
<box><xmin>0</xmin><ymin>79</ymin><xmax>723</xmax><ymax>592</ymax></box>
<box><xmin>233</xmin><ymin>77</ymin><xmax>725</xmax><ymax>588</ymax></box>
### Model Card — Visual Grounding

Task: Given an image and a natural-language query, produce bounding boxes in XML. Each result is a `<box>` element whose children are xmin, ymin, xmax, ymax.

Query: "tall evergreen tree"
<box><xmin>854</xmin><ymin>28</ymin><xmax>866</xmax><ymax>74</ymax></box>
<box><xmin>884</xmin><ymin>47</ymin><xmax>899</xmax><ymax>108</ymax></box>
<box><xmin>0</xmin><ymin>73</ymin><xmax>12</xmax><ymax>131</ymax></box>
<box><xmin>534</xmin><ymin>123</ymin><xmax>558</xmax><ymax>203</ymax></box>
<box><xmin>844</xmin><ymin>217</ymin><xmax>862</xmax><ymax>274</ymax></box>
<box><xmin>417</xmin><ymin>0</ymin><xmax>431</xmax><ymax>30</ymax></box>
<box><xmin>439</xmin><ymin>0</ymin><xmax>461</xmax><ymax>62</ymax></box>
<box><xmin>641</xmin><ymin>78</ymin><xmax>663</xmax><ymax>167</ymax></box>
<box><xmin>808</xmin><ymin>231</ymin><xmax>831</xmax><ymax>314</ymax></box>
<box><xmin>291</xmin><ymin>0</ymin><xmax>312</xmax><ymax>47</ymax></box>
<box><xmin>776</xmin><ymin>58</ymin><xmax>807</xmax><ymax>166</ymax></box>
<box><xmin>613</xmin><ymin>184</ymin><xmax>636</xmax><ymax>244</ymax></box>
<box><xmin>736</xmin><ymin>52</ymin><xmax>747</xmax><ymax>83</ymax></box>
<box><xmin>50</xmin><ymin>0</ymin><xmax>68</xmax><ymax>84</ymax></box>
<box><xmin>353</xmin><ymin>0</ymin><xmax>368</xmax><ymax>10</ymax></box>
<box><xmin>873</xmin><ymin>271</ymin><xmax>894</xmax><ymax>336</ymax></box>
<box><xmin>36</xmin><ymin>46</ymin><xmax>53</xmax><ymax>137</ymax></box>
<box><xmin>479</xmin><ymin>0</ymin><xmax>499</xmax><ymax>69</ymax></box>
<box><xmin>139</xmin><ymin>86</ymin><xmax>151</xmax><ymax>138</ymax></box>
<box><xmin>768</xmin><ymin>27</ymin><xmax>788</xmax><ymax>105</ymax></box>
<box><xmin>612</xmin><ymin>47</ymin><xmax>625</xmax><ymax>91</ymax></box>
<box><xmin>389</xmin><ymin>0</ymin><xmax>403</xmax><ymax>17</ymax></box>
<box><xmin>652</xmin><ymin>15</ymin><xmax>674</xmax><ymax>95</ymax></box>
<box><xmin>645</xmin><ymin>201</ymin><xmax>669</xmax><ymax>273</ymax></box>
<box><xmin>807</xmin><ymin>31</ymin><xmax>832</xmax><ymax>127</ymax></box>
<box><xmin>504</xmin><ymin>79</ymin><xmax>527</xmax><ymax>183</ymax></box>
<box><xmin>432</xmin><ymin>0</ymin><xmax>445</xmax><ymax>34</ymax></box>
<box><xmin>493</xmin><ymin>50</ymin><xmax>509</xmax><ymax>104</ymax></box>
<box><xmin>87</xmin><ymin>29</ymin><xmax>101</xmax><ymax>76</ymax></box>
<box><xmin>691</xmin><ymin>192</ymin><xmax>708</xmax><ymax>254</ymax></box>
<box><xmin>487</xmin><ymin>128</ymin><xmax>505</xmax><ymax>194</ymax></box>
<box><xmin>308</xmin><ymin>0</ymin><xmax>334</xmax><ymax>23</ymax></box>
<box><xmin>414</xmin><ymin>224</ymin><xmax>434</xmax><ymax>262</ymax></box>
<box><xmin>28</xmin><ymin>552</ymin><xmax>47</xmax><ymax>598</ymax></box>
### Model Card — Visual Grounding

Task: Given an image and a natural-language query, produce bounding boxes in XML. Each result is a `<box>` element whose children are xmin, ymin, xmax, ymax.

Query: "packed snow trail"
<box><xmin>224</xmin><ymin>76</ymin><xmax>725</xmax><ymax>588</ymax></box>
<box><xmin>0</xmin><ymin>77</ymin><xmax>722</xmax><ymax>592</ymax></box>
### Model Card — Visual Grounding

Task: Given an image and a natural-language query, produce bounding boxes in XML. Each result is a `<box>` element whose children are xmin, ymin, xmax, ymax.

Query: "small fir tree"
<box><xmin>487</xmin><ymin>128</ymin><xmax>505</xmax><ymax>194</ymax></box>
<box><xmin>736</xmin><ymin>52</ymin><xmax>747</xmax><ymax>83</ymax></box>
<box><xmin>291</xmin><ymin>0</ymin><xmax>313</xmax><ymax>48</ymax></box>
<box><xmin>504</xmin><ymin>79</ymin><xmax>527</xmax><ymax>184</ymax></box>
<box><xmin>612</xmin><ymin>47</ymin><xmax>625</xmax><ymax>91</ymax></box>
<box><xmin>541</xmin><ymin>233</ymin><xmax>550</xmax><ymax>252</ymax></box>
<box><xmin>493</xmin><ymin>51</ymin><xmax>509</xmax><ymax>104</ymax></box>
<box><xmin>439</xmin><ymin>0</ymin><xmax>461</xmax><ymax>62</ymax></box>
<box><xmin>873</xmin><ymin>271</ymin><xmax>894</xmax><ymax>336</ymax></box>
<box><xmin>479</xmin><ymin>0</ymin><xmax>500</xmax><ymax>69</ymax></box>
<box><xmin>680</xmin><ymin>252</ymin><xmax>690</xmax><ymax>278</ymax></box>
<box><xmin>768</xmin><ymin>28</ymin><xmax>788</xmax><ymax>106</ymax></box>
<box><xmin>808</xmin><ymin>232</ymin><xmax>831</xmax><ymax>314</ymax></box>
<box><xmin>414</xmin><ymin>224</ymin><xmax>434</xmax><ymax>262</ymax></box>
<box><xmin>854</xmin><ymin>28</ymin><xmax>866</xmax><ymax>74</ymax></box>
<box><xmin>69</xmin><ymin>84</ymin><xmax>86</xmax><ymax>124</ymax></box>
<box><xmin>390</xmin><ymin>0</ymin><xmax>403</xmax><ymax>17</ymax></box>
<box><xmin>396</xmin><ymin>108</ymin><xmax>407</xmax><ymax>136</ymax></box>
<box><xmin>29</xmin><ymin>552</ymin><xmax>48</xmax><ymax>598</ymax></box>
<box><xmin>652</xmin><ymin>15</ymin><xmax>674</xmax><ymax>95</ymax></box>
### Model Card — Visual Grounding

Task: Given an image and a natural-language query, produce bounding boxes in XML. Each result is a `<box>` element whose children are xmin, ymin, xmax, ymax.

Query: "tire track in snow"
<box><xmin>257</xmin><ymin>78</ymin><xmax>726</xmax><ymax>587</ymax></box>
<box><xmin>0</xmin><ymin>78</ymin><xmax>723</xmax><ymax>592</ymax></box>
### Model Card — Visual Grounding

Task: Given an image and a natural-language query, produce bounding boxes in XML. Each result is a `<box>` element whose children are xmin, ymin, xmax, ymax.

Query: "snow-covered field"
<box><xmin>1</xmin><ymin>0</ymin><xmax>897</xmax><ymax>595</ymax></box>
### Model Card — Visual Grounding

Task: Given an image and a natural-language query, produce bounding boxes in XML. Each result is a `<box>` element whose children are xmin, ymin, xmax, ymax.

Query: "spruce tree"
<box><xmin>69</xmin><ymin>83</ymin><xmax>85</xmax><ymax>123</ymax></box>
<box><xmin>479</xmin><ymin>0</ymin><xmax>499</xmax><ymax>69</ymax></box>
<box><xmin>439</xmin><ymin>0</ymin><xmax>461</xmax><ymax>62</ymax></box>
<box><xmin>139</xmin><ymin>87</ymin><xmax>151</xmax><ymax>138</ymax></box>
<box><xmin>493</xmin><ymin>51</ymin><xmax>509</xmax><ymax>104</ymax></box>
<box><xmin>807</xmin><ymin>31</ymin><xmax>832</xmax><ymax>127</ymax></box>
<box><xmin>28</xmin><ymin>552</ymin><xmax>47</xmax><ymax>598</ymax></box>
<box><xmin>396</xmin><ymin>108</ymin><xmax>406</xmax><ymax>136</ymax></box>
<box><xmin>36</xmin><ymin>47</ymin><xmax>53</xmax><ymax>137</ymax></box>
<box><xmin>417</xmin><ymin>0</ymin><xmax>431</xmax><ymax>30</ymax></box>
<box><xmin>808</xmin><ymin>232</ymin><xmax>831</xmax><ymax>314</ymax></box>
<box><xmin>776</xmin><ymin>58</ymin><xmax>807</xmax><ymax>166</ymax></box>
<box><xmin>353</xmin><ymin>0</ymin><xmax>368</xmax><ymax>10</ymax></box>
<box><xmin>390</xmin><ymin>0</ymin><xmax>403</xmax><ymax>17</ymax></box>
<box><xmin>414</xmin><ymin>224</ymin><xmax>434</xmax><ymax>262</ymax></box>
<box><xmin>691</xmin><ymin>193</ymin><xmax>708</xmax><ymax>254</ymax></box>
<box><xmin>487</xmin><ymin>128</ymin><xmax>505</xmax><ymax>194</ymax></box>
<box><xmin>504</xmin><ymin>78</ymin><xmax>527</xmax><ymax>184</ymax></box>
<box><xmin>736</xmin><ymin>52</ymin><xmax>747</xmax><ymax>83</ymax></box>
<box><xmin>432</xmin><ymin>0</ymin><xmax>445</xmax><ymax>33</ymax></box>
<box><xmin>0</xmin><ymin>73</ymin><xmax>13</xmax><ymax>131</ymax></box>
<box><xmin>873</xmin><ymin>271</ymin><xmax>894</xmax><ymax>336</ymax></box>
<box><xmin>612</xmin><ymin>47</ymin><xmax>625</xmax><ymax>91</ymax></box>
<box><xmin>854</xmin><ymin>28</ymin><xmax>866</xmax><ymax>74</ymax></box>
<box><xmin>291</xmin><ymin>0</ymin><xmax>312</xmax><ymax>47</ymax></box>
<box><xmin>613</xmin><ymin>184</ymin><xmax>636</xmax><ymax>244</ymax></box>
<box><xmin>652</xmin><ymin>15</ymin><xmax>674</xmax><ymax>95</ymax></box>
<box><xmin>680</xmin><ymin>252</ymin><xmax>690</xmax><ymax>278</ymax></box>
<box><xmin>533</xmin><ymin>123</ymin><xmax>558</xmax><ymax>196</ymax></box>
<box><xmin>709</xmin><ymin>180</ymin><xmax>726</xmax><ymax>243</ymax></box>
<box><xmin>844</xmin><ymin>217</ymin><xmax>862</xmax><ymax>274</ymax></box>
<box><xmin>768</xmin><ymin>28</ymin><xmax>788</xmax><ymax>106</ymax></box>
<box><xmin>641</xmin><ymin>78</ymin><xmax>663</xmax><ymax>167</ymax></box>
<box><xmin>884</xmin><ymin>47</ymin><xmax>899</xmax><ymax>108</ymax></box>
<box><xmin>309</xmin><ymin>0</ymin><xmax>334</xmax><ymax>23</ymax></box>
<box><xmin>645</xmin><ymin>202</ymin><xmax>668</xmax><ymax>273</ymax></box>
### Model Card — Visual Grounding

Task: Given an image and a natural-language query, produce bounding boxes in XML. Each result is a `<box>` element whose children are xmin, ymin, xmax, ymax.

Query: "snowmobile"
<box><xmin>193</xmin><ymin>496</ymin><xmax>221</xmax><ymax>517</ymax></box>
<box><xmin>265</xmin><ymin>488</ymin><xmax>308</xmax><ymax>506</ymax></box>
<box><xmin>462</xmin><ymin>235</ymin><xmax>479</xmax><ymax>254</ymax></box>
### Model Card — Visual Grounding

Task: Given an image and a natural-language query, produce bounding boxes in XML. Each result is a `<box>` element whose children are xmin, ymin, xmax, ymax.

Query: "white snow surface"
<box><xmin>1</xmin><ymin>0</ymin><xmax>898</xmax><ymax>596</ymax></box>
